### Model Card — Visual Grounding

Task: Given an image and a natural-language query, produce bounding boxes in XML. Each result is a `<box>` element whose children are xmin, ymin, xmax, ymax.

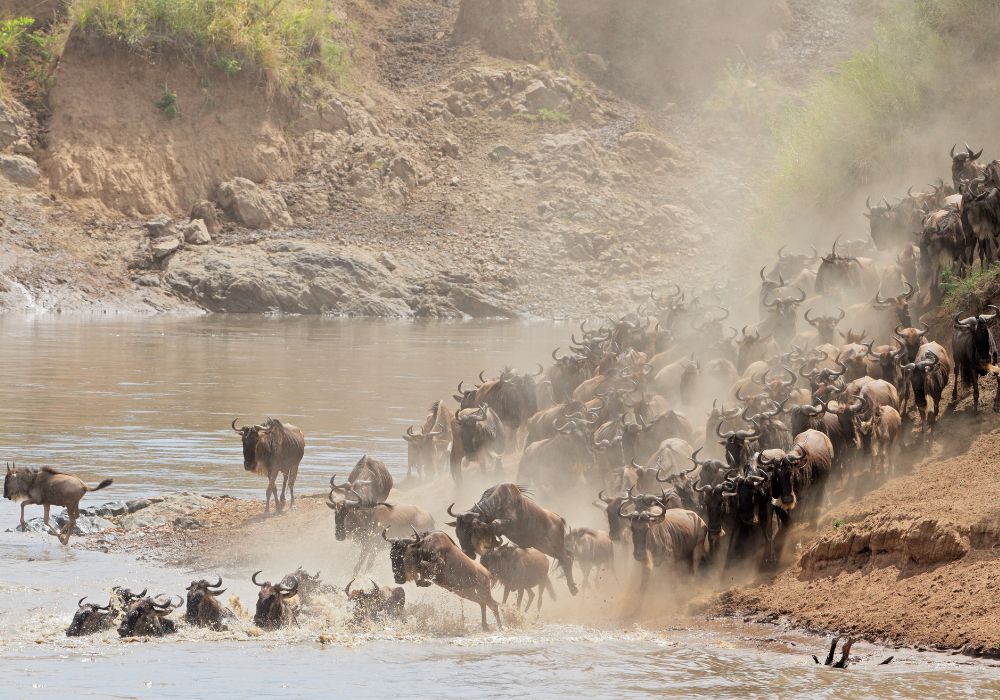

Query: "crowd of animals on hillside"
<box><xmin>5</xmin><ymin>144</ymin><xmax>999</xmax><ymax>667</ymax></box>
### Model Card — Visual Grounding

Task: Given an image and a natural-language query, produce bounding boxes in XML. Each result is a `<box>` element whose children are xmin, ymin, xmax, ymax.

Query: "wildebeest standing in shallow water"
<box><xmin>231</xmin><ymin>418</ymin><xmax>305</xmax><ymax>513</ymax></box>
<box><xmin>4</xmin><ymin>463</ymin><xmax>112</xmax><ymax>543</ymax></box>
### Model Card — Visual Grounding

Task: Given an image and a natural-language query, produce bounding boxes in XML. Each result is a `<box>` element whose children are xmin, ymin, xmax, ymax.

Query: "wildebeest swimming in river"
<box><xmin>4</xmin><ymin>463</ymin><xmax>113</xmax><ymax>544</ymax></box>
<box><xmin>231</xmin><ymin>418</ymin><xmax>305</xmax><ymax>513</ymax></box>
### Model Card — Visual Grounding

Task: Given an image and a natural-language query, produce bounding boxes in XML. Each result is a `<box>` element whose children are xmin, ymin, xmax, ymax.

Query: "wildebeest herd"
<box><xmin>4</xmin><ymin>143</ymin><xmax>999</xmax><ymax>647</ymax></box>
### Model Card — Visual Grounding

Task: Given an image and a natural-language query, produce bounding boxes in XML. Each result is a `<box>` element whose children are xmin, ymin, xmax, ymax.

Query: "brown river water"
<box><xmin>1</xmin><ymin>315</ymin><xmax>998</xmax><ymax>698</ymax></box>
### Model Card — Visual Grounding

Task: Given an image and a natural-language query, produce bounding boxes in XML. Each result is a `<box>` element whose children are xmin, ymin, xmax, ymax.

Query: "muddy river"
<box><xmin>1</xmin><ymin>316</ymin><xmax>998</xmax><ymax>698</ymax></box>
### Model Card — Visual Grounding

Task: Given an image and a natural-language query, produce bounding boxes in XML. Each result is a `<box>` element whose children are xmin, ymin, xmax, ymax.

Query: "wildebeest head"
<box><xmin>951</xmin><ymin>143</ymin><xmax>984</xmax><ymax>186</ymax></box>
<box><xmin>446</xmin><ymin>502</ymin><xmax>505</xmax><ymax>559</ymax></box>
<box><xmin>403</xmin><ymin>424</ymin><xmax>445</xmax><ymax>476</ymax></box>
<box><xmin>453</xmin><ymin>380</ymin><xmax>479</xmax><ymax>409</ymax></box>
<box><xmin>716</xmin><ymin>418</ymin><xmax>761</xmax><ymax>470</ymax></box>
<box><xmin>118</xmin><ymin>595</ymin><xmax>181</xmax><ymax>637</ymax></box>
<box><xmin>185</xmin><ymin>576</ymin><xmax>227</xmax><ymax>627</ymax></box>
<box><xmin>231</xmin><ymin>418</ymin><xmax>270</xmax><ymax>471</ymax></box>
<box><xmin>617</xmin><ymin>494</ymin><xmax>668</xmax><ymax>563</ymax></box>
<box><xmin>892</xmin><ymin>321</ymin><xmax>930</xmax><ymax>362</ymax></box>
<box><xmin>954</xmin><ymin>305</ymin><xmax>999</xmax><ymax>361</ymax></box>
<box><xmin>66</xmin><ymin>596</ymin><xmax>113</xmax><ymax>637</ymax></box>
<box><xmin>759</xmin><ymin>450</ymin><xmax>796</xmax><ymax>508</ymax></box>
<box><xmin>873</xmin><ymin>283</ymin><xmax>915</xmax><ymax>327</ymax></box>
<box><xmin>694</xmin><ymin>478</ymin><xmax>732</xmax><ymax>537</ymax></box>
<box><xmin>4</xmin><ymin>462</ymin><xmax>33</xmax><ymax>501</ymax></box>
<box><xmin>326</xmin><ymin>482</ymin><xmax>374</xmax><ymax>542</ymax></box>
<box><xmin>804</xmin><ymin>308</ymin><xmax>845</xmax><ymax>345</ymax></box>
<box><xmin>383</xmin><ymin>528</ymin><xmax>423</xmax><ymax>584</ymax></box>
<box><xmin>282</xmin><ymin>567</ymin><xmax>323</xmax><ymax>602</ymax></box>
<box><xmin>596</xmin><ymin>489</ymin><xmax>630</xmax><ymax>542</ymax></box>
<box><xmin>110</xmin><ymin>586</ymin><xmax>147</xmax><ymax>612</ymax></box>
<box><xmin>252</xmin><ymin>571</ymin><xmax>298</xmax><ymax>629</ymax></box>
<box><xmin>723</xmin><ymin>468</ymin><xmax>768</xmax><ymax>525</ymax></box>
<box><xmin>774</xmin><ymin>245</ymin><xmax>819</xmax><ymax>279</ymax></box>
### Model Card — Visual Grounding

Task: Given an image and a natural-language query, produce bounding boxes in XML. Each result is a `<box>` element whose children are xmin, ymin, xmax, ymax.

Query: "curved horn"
<box><xmin>231</xmin><ymin>418</ymin><xmax>242</xmax><ymax>432</ymax></box>
<box><xmin>446</xmin><ymin>503</ymin><xmax>459</xmax><ymax>518</ymax></box>
<box><xmin>252</xmin><ymin>571</ymin><xmax>266</xmax><ymax>587</ymax></box>
<box><xmin>981</xmin><ymin>304</ymin><xmax>1000</xmax><ymax>321</ymax></box>
<box><xmin>78</xmin><ymin>596</ymin><xmax>88</xmax><ymax>608</ymax></box>
<box><xmin>345</xmin><ymin>578</ymin><xmax>355</xmax><ymax>596</ymax></box>
<box><xmin>950</xmin><ymin>143</ymin><xmax>957</xmax><ymax>159</ymax></box>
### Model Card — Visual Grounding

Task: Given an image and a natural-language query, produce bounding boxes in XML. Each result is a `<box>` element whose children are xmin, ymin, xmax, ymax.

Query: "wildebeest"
<box><xmin>403</xmin><ymin>400</ymin><xmax>454</xmax><ymax>479</ymax></box>
<box><xmin>384</xmin><ymin>529</ymin><xmax>502</xmax><ymax>630</ymax></box>
<box><xmin>617</xmin><ymin>498</ymin><xmax>710</xmax><ymax>592</ymax></box>
<box><xmin>279</xmin><ymin>568</ymin><xmax>330</xmax><ymax>604</ymax></box>
<box><xmin>118</xmin><ymin>595</ymin><xmax>181</xmax><ymax>637</ymax></box>
<box><xmin>185</xmin><ymin>576</ymin><xmax>231</xmax><ymax>630</ymax></box>
<box><xmin>3</xmin><ymin>464</ymin><xmax>112</xmax><ymax>544</ymax></box>
<box><xmin>252</xmin><ymin>571</ymin><xmax>299</xmax><ymax>630</ymax></box>
<box><xmin>231</xmin><ymin>417</ymin><xmax>305</xmax><ymax>513</ymax></box>
<box><xmin>446</xmin><ymin>483</ymin><xmax>579</xmax><ymax>595</ymax></box>
<box><xmin>961</xmin><ymin>186</ymin><xmax>1000</xmax><ymax>270</ymax></box>
<box><xmin>344</xmin><ymin>578</ymin><xmax>405</xmax><ymax>625</ymax></box>
<box><xmin>326</xmin><ymin>486</ymin><xmax>436</xmax><ymax>575</ymax></box>
<box><xmin>855</xmin><ymin>405</ymin><xmax>902</xmax><ymax>477</ymax></box>
<box><xmin>516</xmin><ymin>416</ymin><xmax>595</xmax><ymax>493</ymax></box>
<box><xmin>480</xmin><ymin>543</ymin><xmax>555</xmax><ymax>612</ymax></box>
<box><xmin>902</xmin><ymin>341</ymin><xmax>952</xmax><ymax>434</ymax></box>
<box><xmin>764</xmin><ymin>429</ymin><xmax>834</xmax><ymax>526</ymax></box>
<box><xmin>450</xmin><ymin>405</ymin><xmax>506</xmax><ymax>484</ymax></box>
<box><xmin>951</xmin><ymin>143</ymin><xmax>985</xmax><ymax>189</ymax></box>
<box><xmin>952</xmin><ymin>306</ymin><xmax>1000</xmax><ymax>413</ymax></box>
<box><xmin>567</xmin><ymin>527</ymin><xmax>615</xmax><ymax>588</ymax></box>
<box><xmin>330</xmin><ymin>455</ymin><xmax>394</xmax><ymax>504</ymax></box>
<box><xmin>66</xmin><ymin>596</ymin><xmax>114</xmax><ymax>637</ymax></box>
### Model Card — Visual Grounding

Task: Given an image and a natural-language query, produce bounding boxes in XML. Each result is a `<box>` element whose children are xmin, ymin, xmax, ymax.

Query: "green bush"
<box><xmin>0</xmin><ymin>16</ymin><xmax>34</xmax><ymax>59</ymax></box>
<box><xmin>71</xmin><ymin>0</ymin><xmax>350</xmax><ymax>89</ymax></box>
<box><xmin>762</xmin><ymin>0</ymin><xmax>1000</xmax><ymax>225</ymax></box>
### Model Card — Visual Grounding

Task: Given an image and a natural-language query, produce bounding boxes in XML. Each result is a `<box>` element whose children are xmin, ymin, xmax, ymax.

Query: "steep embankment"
<box><xmin>0</xmin><ymin>0</ymin><xmax>869</xmax><ymax>316</ymax></box>
<box><xmin>723</xmin><ymin>386</ymin><xmax>1000</xmax><ymax>656</ymax></box>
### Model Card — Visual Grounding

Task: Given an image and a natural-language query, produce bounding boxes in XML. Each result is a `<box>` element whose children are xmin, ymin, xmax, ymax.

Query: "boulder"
<box><xmin>190</xmin><ymin>200</ymin><xmax>221</xmax><ymax>234</ymax></box>
<box><xmin>448</xmin><ymin>286</ymin><xmax>518</xmax><ymax>318</ymax></box>
<box><xmin>618</xmin><ymin>131</ymin><xmax>682</xmax><ymax>163</ymax></box>
<box><xmin>216</xmin><ymin>177</ymin><xmax>293</xmax><ymax>229</ymax></box>
<box><xmin>379</xmin><ymin>251</ymin><xmax>398</xmax><ymax>271</ymax></box>
<box><xmin>118</xmin><ymin>493</ymin><xmax>213</xmax><ymax>531</ymax></box>
<box><xmin>0</xmin><ymin>154</ymin><xmax>40</xmax><ymax>186</ymax></box>
<box><xmin>150</xmin><ymin>236</ymin><xmax>181</xmax><ymax>260</ymax></box>
<box><xmin>144</xmin><ymin>215</ymin><xmax>175</xmax><ymax>238</ymax></box>
<box><xmin>178</xmin><ymin>218</ymin><xmax>212</xmax><ymax>245</ymax></box>
<box><xmin>0</xmin><ymin>97</ymin><xmax>36</xmax><ymax>151</ymax></box>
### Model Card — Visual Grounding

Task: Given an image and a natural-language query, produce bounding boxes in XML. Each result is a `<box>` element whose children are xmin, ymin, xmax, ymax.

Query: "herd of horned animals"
<box><xmin>8</xmin><ymin>143</ymin><xmax>1000</xmax><ymax>668</ymax></box>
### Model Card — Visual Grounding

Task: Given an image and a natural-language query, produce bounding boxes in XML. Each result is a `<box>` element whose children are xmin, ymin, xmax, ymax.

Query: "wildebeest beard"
<box><xmin>389</xmin><ymin>541</ymin><xmax>408</xmax><ymax>584</ymax></box>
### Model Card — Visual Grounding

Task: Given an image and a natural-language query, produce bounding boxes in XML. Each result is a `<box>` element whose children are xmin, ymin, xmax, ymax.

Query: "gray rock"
<box><xmin>93</xmin><ymin>501</ymin><xmax>130</xmax><ymax>517</ymax></box>
<box><xmin>0</xmin><ymin>154</ymin><xmax>40</xmax><ymax>186</ymax></box>
<box><xmin>125</xmin><ymin>497</ymin><xmax>162</xmax><ymax>514</ymax></box>
<box><xmin>448</xmin><ymin>286</ymin><xmax>518</xmax><ymax>318</ymax></box>
<box><xmin>119</xmin><ymin>493</ymin><xmax>214</xmax><ymax>531</ymax></box>
<box><xmin>489</xmin><ymin>145</ymin><xmax>518</xmax><ymax>162</ymax></box>
<box><xmin>577</xmin><ymin>52</ymin><xmax>609</xmax><ymax>78</ymax></box>
<box><xmin>189</xmin><ymin>201</ymin><xmax>221</xmax><ymax>234</ymax></box>
<box><xmin>440</xmin><ymin>137</ymin><xmax>461</xmax><ymax>158</ymax></box>
<box><xmin>178</xmin><ymin>218</ymin><xmax>211</xmax><ymax>245</ymax></box>
<box><xmin>173</xmin><ymin>515</ymin><xmax>205</xmax><ymax>530</ymax></box>
<box><xmin>144</xmin><ymin>215</ymin><xmax>175</xmax><ymax>238</ymax></box>
<box><xmin>0</xmin><ymin>97</ymin><xmax>36</xmax><ymax>151</ymax></box>
<box><xmin>216</xmin><ymin>177</ymin><xmax>293</xmax><ymax>230</ymax></box>
<box><xmin>379</xmin><ymin>251</ymin><xmax>398</xmax><ymax>271</ymax></box>
<box><xmin>150</xmin><ymin>236</ymin><xmax>181</xmax><ymax>260</ymax></box>
<box><xmin>11</xmin><ymin>513</ymin><xmax>114</xmax><ymax>535</ymax></box>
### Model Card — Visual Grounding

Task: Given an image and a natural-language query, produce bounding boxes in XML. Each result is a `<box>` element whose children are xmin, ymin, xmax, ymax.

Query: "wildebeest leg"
<box><xmin>503</xmin><ymin>587</ymin><xmax>511</xmax><ymax>605</ymax></box>
<box><xmin>559</xmin><ymin>555</ymin><xmax>579</xmax><ymax>596</ymax></box>
<box><xmin>278</xmin><ymin>471</ymin><xmax>289</xmax><ymax>508</ymax></box>
<box><xmin>60</xmin><ymin>503</ymin><xmax>78</xmax><ymax>544</ymax></box>
<box><xmin>270</xmin><ymin>471</ymin><xmax>283</xmax><ymax>513</ymax></box>
<box><xmin>994</xmin><ymin>372</ymin><xmax>1000</xmax><ymax>412</ymax></box>
<box><xmin>524</xmin><ymin>588</ymin><xmax>535</xmax><ymax>612</ymax></box>
<box><xmin>43</xmin><ymin>504</ymin><xmax>50</xmax><ymax>526</ymax></box>
<box><xmin>952</xmin><ymin>363</ymin><xmax>960</xmax><ymax>402</ymax></box>
<box><xmin>515</xmin><ymin>589</ymin><xmax>523</xmax><ymax>608</ymax></box>
<box><xmin>581</xmin><ymin>561</ymin><xmax>592</xmax><ymax>589</ymax></box>
<box><xmin>973</xmin><ymin>377</ymin><xmax>980</xmax><ymax>414</ymax></box>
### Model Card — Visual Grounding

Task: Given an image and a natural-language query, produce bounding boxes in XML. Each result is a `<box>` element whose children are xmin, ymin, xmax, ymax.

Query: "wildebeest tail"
<box><xmin>88</xmin><ymin>478</ymin><xmax>113</xmax><ymax>492</ymax></box>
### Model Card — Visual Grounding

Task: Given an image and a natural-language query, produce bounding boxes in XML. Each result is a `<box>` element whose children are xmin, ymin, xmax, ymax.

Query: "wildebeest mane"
<box><xmin>473</xmin><ymin>483</ymin><xmax>532</xmax><ymax>519</ymax></box>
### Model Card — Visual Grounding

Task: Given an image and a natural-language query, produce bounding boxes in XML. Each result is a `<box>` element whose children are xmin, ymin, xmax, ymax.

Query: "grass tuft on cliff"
<box><xmin>70</xmin><ymin>0</ymin><xmax>350</xmax><ymax>89</ymax></box>
<box><xmin>762</xmin><ymin>0</ymin><xmax>1000</xmax><ymax>221</ymax></box>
